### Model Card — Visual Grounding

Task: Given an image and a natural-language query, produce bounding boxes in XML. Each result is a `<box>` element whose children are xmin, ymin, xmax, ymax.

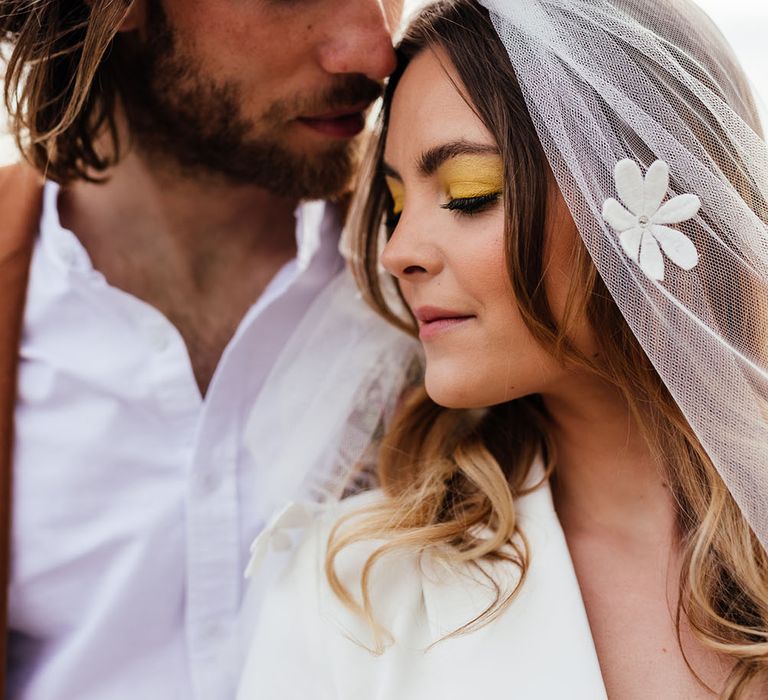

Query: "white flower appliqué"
<box><xmin>602</xmin><ymin>159</ymin><xmax>700</xmax><ymax>281</ymax></box>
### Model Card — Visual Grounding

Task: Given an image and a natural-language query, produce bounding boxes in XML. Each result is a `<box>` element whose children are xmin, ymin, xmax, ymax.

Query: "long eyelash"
<box><xmin>384</xmin><ymin>192</ymin><xmax>500</xmax><ymax>235</ymax></box>
<box><xmin>441</xmin><ymin>192</ymin><xmax>501</xmax><ymax>214</ymax></box>
<box><xmin>383</xmin><ymin>185</ymin><xmax>402</xmax><ymax>236</ymax></box>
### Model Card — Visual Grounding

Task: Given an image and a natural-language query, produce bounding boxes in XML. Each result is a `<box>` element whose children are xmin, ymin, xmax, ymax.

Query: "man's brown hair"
<box><xmin>0</xmin><ymin>0</ymin><xmax>132</xmax><ymax>184</ymax></box>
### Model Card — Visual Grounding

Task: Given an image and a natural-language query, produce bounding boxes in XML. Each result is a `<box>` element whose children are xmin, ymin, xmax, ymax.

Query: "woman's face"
<box><xmin>381</xmin><ymin>47</ymin><xmax>590</xmax><ymax>409</ymax></box>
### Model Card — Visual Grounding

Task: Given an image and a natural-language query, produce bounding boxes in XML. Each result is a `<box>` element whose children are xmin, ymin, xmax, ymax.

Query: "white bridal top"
<box><xmin>237</xmin><ymin>461</ymin><xmax>609</xmax><ymax>699</ymax></box>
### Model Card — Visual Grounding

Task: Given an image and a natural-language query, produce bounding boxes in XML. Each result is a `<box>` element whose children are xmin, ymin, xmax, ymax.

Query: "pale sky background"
<box><xmin>0</xmin><ymin>0</ymin><xmax>765</xmax><ymax>164</ymax></box>
<box><xmin>691</xmin><ymin>0</ymin><xmax>768</xmax><ymax>122</ymax></box>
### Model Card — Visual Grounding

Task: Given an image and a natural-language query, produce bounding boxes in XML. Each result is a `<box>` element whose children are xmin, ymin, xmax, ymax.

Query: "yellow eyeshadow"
<box><xmin>437</xmin><ymin>155</ymin><xmax>504</xmax><ymax>200</ymax></box>
<box><xmin>385</xmin><ymin>176</ymin><xmax>405</xmax><ymax>214</ymax></box>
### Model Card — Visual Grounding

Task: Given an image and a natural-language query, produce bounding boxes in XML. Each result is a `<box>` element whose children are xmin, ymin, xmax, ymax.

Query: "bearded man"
<box><xmin>0</xmin><ymin>0</ymin><xmax>407</xmax><ymax>697</ymax></box>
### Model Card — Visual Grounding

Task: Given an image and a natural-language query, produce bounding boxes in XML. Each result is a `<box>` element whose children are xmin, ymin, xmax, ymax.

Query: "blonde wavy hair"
<box><xmin>327</xmin><ymin>1</ymin><xmax>768</xmax><ymax>697</ymax></box>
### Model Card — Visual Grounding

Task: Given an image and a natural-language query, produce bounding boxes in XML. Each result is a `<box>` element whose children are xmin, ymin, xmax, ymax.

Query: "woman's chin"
<box><xmin>424</xmin><ymin>370</ymin><xmax>494</xmax><ymax>410</ymax></box>
<box><xmin>423</xmin><ymin>361</ymin><xmax>530</xmax><ymax>409</ymax></box>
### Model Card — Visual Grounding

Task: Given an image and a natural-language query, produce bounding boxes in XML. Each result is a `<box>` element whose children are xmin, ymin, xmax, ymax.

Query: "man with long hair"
<box><xmin>0</xmin><ymin>0</ymin><xmax>403</xmax><ymax>697</ymax></box>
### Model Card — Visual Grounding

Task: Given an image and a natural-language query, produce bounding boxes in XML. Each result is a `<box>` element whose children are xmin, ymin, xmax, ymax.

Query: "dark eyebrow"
<box><xmin>418</xmin><ymin>141</ymin><xmax>500</xmax><ymax>176</ymax></box>
<box><xmin>382</xmin><ymin>140</ymin><xmax>500</xmax><ymax>181</ymax></box>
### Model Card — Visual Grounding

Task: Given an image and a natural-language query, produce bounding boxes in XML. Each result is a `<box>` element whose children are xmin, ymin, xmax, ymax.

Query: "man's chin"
<box><xmin>263</xmin><ymin>138</ymin><xmax>361</xmax><ymax>200</ymax></box>
<box><xmin>289</xmin><ymin>156</ymin><xmax>357</xmax><ymax>200</ymax></box>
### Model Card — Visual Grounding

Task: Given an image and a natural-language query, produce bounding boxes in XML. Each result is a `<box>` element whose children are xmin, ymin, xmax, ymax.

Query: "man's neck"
<box><xmin>58</xmin><ymin>150</ymin><xmax>301</xmax><ymax>395</ymax></box>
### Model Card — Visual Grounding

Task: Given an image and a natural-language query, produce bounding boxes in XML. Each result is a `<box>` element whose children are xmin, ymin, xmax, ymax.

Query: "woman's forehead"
<box><xmin>384</xmin><ymin>48</ymin><xmax>496</xmax><ymax>169</ymax></box>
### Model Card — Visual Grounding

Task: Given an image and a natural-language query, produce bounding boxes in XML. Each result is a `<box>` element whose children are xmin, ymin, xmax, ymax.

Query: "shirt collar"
<box><xmin>294</xmin><ymin>199</ymin><xmax>344</xmax><ymax>271</ymax></box>
<box><xmin>40</xmin><ymin>181</ymin><xmax>344</xmax><ymax>276</ymax></box>
<box><xmin>40</xmin><ymin>181</ymin><xmax>94</xmax><ymax>274</ymax></box>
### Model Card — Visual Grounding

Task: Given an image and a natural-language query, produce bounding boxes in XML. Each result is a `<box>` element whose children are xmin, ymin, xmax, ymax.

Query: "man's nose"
<box><xmin>317</xmin><ymin>1</ymin><xmax>400</xmax><ymax>81</ymax></box>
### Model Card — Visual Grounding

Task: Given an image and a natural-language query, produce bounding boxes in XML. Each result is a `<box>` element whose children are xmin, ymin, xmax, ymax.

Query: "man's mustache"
<box><xmin>272</xmin><ymin>75</ymin><xmax>384</xmax><ymax>120</ymax></box>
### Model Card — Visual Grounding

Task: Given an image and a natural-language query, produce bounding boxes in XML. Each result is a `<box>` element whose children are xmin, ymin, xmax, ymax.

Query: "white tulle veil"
<box><xmin>476</xmin><ymin>0</ymin><xmax>768</xmax><ymax>548</ymax></box>
<box><xmin>242</xmin><ymin>269</ymin><xmax>417</xmax><ymax>513</ymax></box>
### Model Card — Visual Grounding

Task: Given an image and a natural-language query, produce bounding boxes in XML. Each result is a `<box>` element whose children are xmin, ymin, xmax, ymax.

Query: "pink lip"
<box><xmin>413</xmin><ymin>306</ymin><xmax>475</xmax><ymax>341</ymax></box>
<box><xmin>296</xmin><ymin>102</ymin><xmax>371</xmax><ymax>139</ymax></box>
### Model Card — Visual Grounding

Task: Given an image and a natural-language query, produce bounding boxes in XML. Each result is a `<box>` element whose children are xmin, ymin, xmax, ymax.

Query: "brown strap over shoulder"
<box><xmin>0</xmin><ymin>163</ymin><xmax>43</xmax><ymax>697</ymax></box>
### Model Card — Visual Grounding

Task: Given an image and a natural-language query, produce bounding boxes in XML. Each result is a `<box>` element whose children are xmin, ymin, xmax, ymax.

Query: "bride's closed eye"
<box><xmin>441</xmin><ymin>192</ymin><xmax>501</xmax><ymax>215</ymax></box>
<box><xmin>385</xmin><ymin>206</ymin><xmax>401</xmax><ymax>236</ymax></box>
<box><xmin>383</xmin><ymin>150</ymin><xmax>503</xmax><ymax>233</ymax></box>
<box><xmin>437</xmin><ymin>154</ymin><xmax>503</xmax><ymax>217</ymax></box>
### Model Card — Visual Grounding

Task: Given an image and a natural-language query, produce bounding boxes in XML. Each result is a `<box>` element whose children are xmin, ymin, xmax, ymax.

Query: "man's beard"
<box><xmin>113</xmin><ymin>2</ymin><xmax>382</xmax><ymax>199</ymax></box>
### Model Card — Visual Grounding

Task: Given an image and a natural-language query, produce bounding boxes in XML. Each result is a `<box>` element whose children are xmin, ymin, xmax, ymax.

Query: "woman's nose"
<box><xmin>380</xmin><ymin>216</ymin><xmax>442</xmax><ymax>281</ymax></box>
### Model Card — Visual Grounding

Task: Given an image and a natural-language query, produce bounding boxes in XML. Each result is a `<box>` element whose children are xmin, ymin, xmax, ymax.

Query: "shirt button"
<box><xmin>197</xmin><ymin>472</ymin><xmax>220</xmax><ymax>495</ymax></box>
<box><xmin>204</xmin><ymin>622</ymin><xmax>225</xmax><ymax>641</ymax></box>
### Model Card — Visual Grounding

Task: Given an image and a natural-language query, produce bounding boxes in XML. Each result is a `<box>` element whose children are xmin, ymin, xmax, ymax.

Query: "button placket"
<box><xmin>196</xmin><ymin>470</ymin><xmax>221</xmax><ymax>496</ymax></box>
<box><xmin>186</xmin><ymin>418</ymin><xmax>241</xmax><ymax>699</ymax></box>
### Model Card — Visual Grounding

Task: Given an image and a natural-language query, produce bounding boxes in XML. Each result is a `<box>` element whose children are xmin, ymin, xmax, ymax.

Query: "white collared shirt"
<box><xmin>8</xmin><ymin>182</ymin><xmax>344</xmax><ymax>699</ymax></box>
<box><xmin>237</xmin><ymin>462</ymin><xmax>608</xmax><ymax>700</ymax></box>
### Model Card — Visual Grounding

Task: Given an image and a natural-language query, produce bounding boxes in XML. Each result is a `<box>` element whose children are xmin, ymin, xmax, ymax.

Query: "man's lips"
<box><xmin>296</xmin><ymin>102</ymin><xmax>371</xmax><ymax>138</ymax></box>
<box><xmin>413</xmin><ymin>306</ymin><xmax>476</xmax><ymax>341</ymax></box>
